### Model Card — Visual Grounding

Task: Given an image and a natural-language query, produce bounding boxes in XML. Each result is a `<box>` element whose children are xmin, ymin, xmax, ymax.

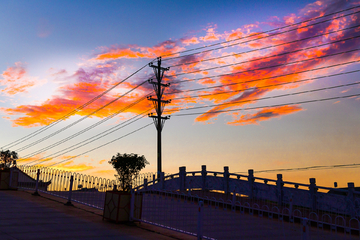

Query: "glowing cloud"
<box><xmin>228</xmin><ymin>105</ymin><xmax>303</xmax><ymax>125</ymax></box>
<box><xmin>0</xmin><ymin>62</ymin><xmax>45</xmax><ymax>96</ymax></box>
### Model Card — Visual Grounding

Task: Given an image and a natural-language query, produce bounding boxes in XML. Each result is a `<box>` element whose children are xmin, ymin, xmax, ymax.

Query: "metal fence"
<box><xmin>16</xmin><ymin>165</ymin><xmax>155</xmax><ymax>209</ymax></box>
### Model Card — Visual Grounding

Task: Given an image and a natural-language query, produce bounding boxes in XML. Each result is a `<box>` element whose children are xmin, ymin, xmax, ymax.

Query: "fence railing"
<box><xmin>16</xmin><ymin>165</ymin><xmax>156</xmax><ymax>209</ymax></box>
<box><xmin>14</xmin><ymin>164</ymin><xmax>360</xmax><ymax>239</ymax></box>
<box><xmin>136</xmin><ymin>189</ymin><xmax>360</xmax><ymax>239</ymax></box>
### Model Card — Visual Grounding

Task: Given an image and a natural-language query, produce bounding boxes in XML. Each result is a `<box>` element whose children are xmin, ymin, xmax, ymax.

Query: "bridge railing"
<box><xmin>134</xmin><ymin>165</ymin><xmax>360</xmax><ymax>225</ymax></box>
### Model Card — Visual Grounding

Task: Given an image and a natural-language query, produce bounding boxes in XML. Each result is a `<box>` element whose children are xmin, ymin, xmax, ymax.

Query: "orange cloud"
<box><xmin>200</xmin><ymin>26</ymin><xmax>222</xmax><ymax>42</ymax></box>
<box><xmin>1</xmin><ymin>65</ymin><xmax>153</xmax><ymax>127</ymax></box>
<box><xmin>48</xmin><ymin>160</ymin><xmax>95</xmax><ymax>172</ymax></box>
<box><xmin>0</xmin><ymin>62</ymin><xmax>45</xmax><ymax>96</ymax></box>
<box><xmin>228</xmin><ymin>105</ymin><xmax>303</xmax><ymax>125</ymax></box>
<box><xmin>192</xmin><ymin>1</ymin><xmax>360</xmax><ymax>124</ymax></box>
<box><xmin>94</xmin><ymin>40</ymin><xmax>185</xmax><ymax>61</ymax></box>
<box><xmin>182</xmin><ymin>37</ymin><xmax>200</xmax><ymax>46</ymax></box>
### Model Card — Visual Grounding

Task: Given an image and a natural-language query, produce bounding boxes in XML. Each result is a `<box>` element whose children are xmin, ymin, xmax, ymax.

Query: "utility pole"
<box><xmin>148</xmin><ymin>57</ymin><xmax>170</xmax><ymax>174</ymax></box>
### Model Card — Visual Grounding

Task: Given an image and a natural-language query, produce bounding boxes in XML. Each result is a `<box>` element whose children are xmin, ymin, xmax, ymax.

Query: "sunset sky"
<box><xmin>1</xmin><ymin>0</ymin><xmax>360</xmax><ymax>188</ymax></box>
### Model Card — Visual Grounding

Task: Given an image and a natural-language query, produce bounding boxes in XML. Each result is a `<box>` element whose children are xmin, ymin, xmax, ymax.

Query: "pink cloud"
<box><xmin>0</xmin><ymin>62</ymin><xmax>45</xmax><ymax>96</ymax></box>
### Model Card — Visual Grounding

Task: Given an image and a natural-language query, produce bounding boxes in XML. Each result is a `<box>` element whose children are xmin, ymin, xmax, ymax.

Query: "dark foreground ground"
<box><xmin>0</xmin><ymin>189</ymin><xmax>356</xmax><ymax>240</ymax></box>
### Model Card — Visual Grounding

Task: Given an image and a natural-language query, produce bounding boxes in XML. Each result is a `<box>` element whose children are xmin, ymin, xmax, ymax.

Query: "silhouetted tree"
<box><xmin>0</xmin><ymin>150</ymin><xmax>18</xmax><ymax>170</ymax></box>
<box><xmin>108</xmin><ymin>153</ymin><xmax>149</xmax><ymax>192</ymax></box>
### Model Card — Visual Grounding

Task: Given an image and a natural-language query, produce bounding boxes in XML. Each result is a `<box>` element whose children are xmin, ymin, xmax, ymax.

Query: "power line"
<box><xmin>235</xmin><ymin>163</ymin><xmax>360</xmax><ymax>174</ymax></box>
<box><xmin>20</xmin><ymin>95</ymin><xmax>151</xmax><ymax>160</ymax></box>
<box><xmin>45</xmin><ymin>122</ymin><xmax>153</xmax><ymax>168</ymax></box>
<box><xmin>22</xmin><ymin>68</ymin><xmax>360</xmax><ymax>165</ymax></box>
<box><xmin>170</xmin><ymin>67</ymin><xmax>360</xmax><ymax>100</ymax></box>
<box><xmin>167</xmin><ymin>24</ymin><xmax>360</xmax><ymax>68</ymax></box>
<box><xmin>166</xmin><ymin>54</ymin><xmax>359</xmax><ymax>92</ymax></box>
<box><xmin>164</xmin><ymin>80</ymin><xmax>360</xmax><ymax>113</ymax></box>
<box><xmin>15</xmin><ymin>80</ymin><xmax>149</xmax><ymax>152</ymax></box>
<box><xmin>2</xmin><ymin>61</ymin><xmax>154</xmax><ymax>150</ymax></box>
<box><xmin>162</xmin><ymin>7</ymin><xmax>360</xmax><ymax>61</ymax></box>
<box><xmin>167</xmin><ymin>45</ymin><xmax>360</xmax><ymax>80</ymax></box>
<box><xmin>171</xmin><ymin>93</ymin><xmax>360</xmax><ymax>117</ymax></box>
<box><xmin>26</xmin><ymin>109</ymin><xmax>152</xmax><ymax>166</ymax></box>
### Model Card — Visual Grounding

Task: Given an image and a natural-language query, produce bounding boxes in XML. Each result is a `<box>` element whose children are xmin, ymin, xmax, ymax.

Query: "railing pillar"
<box><xmin>130</xmin><ymin>188</ymin><xmax>135</xmax><ymax>221</ymax></box>
<box><xmin>159</xmin><ymin>172</ymin><xmax>165</xmax><ymax>190</ymax></box>
<box><xmin>347</xmin><ymin>182</ymin><xmax>355</xmax><ymax>218</ymax></box>
<box><xmin>197</xmin><ymin>200</ymin><xmax>204</xmax><ymax>240</ymax></box>
<box><xmin>65</xmin><ymin>175</ymin><xmax>74</xmax><ymax>206</ymax></box>
<box><xmin>248</xmin><ymin>169</ymin><xmax>254</xmax><ymax>199</ymax></box>
<box><xmin>276</xmin><ymin>174</ymin><xmax>283</xmax><ymax>206</ymax></box>
<box><xmin>309</xmin><ymin>178</ymin><xmax>317</xmax><ymax>211</ymax></box>
<box><xmin>113</xmin><ymin>184</ymin><xmax>117</xmax><ymax>191</ymax></box>
<box><xmin>32</xmin><ymin>169</ymin><xmax>40</xmax><ymax>196</ymax></box>
<box><xmin>289</xmin><ymin>193</ymin><xmax>294</xmax><ymax>222</ymax></box>
<box><xmin>144</xmin><ymin>178</ymin><xmax>148</xmax><ymax>191</ymax></box>
<box><xmin>224</xmin><ymin>166</ymin><xmax>229</xmax><ymax>194</ymax></box>
<box><xmin>9</xmin><ymin>167</ymin><xmax>14</xmax><ymax>188</ymax></box>
<box><xmin>179</xmin><ymin>166</ymin><xmax>186</xmax><ymax>191</ymax></box>
<box><xmin>201</xmin><ymin>165</ymin><xmax>207</xmax><ymax>192</ymax></box>
<box><xmin>302</xmin><ymin>218</ymin><xmax>310</xmax><ymax>240</ymax></box>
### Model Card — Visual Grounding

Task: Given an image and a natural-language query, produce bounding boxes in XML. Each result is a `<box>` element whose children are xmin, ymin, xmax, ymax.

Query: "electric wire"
<box><xmin>166</xmin><ymin>23</ymin><xmax>360</xmax><ymax>68</ymax></box>
<box><xmin>29</xmin><ymin>76</ymin><xmax>360</xmax><ymax>165</ymax></box>
<box><xmin>166</xmin><ymin>45</ymin><xmax>360</xmax><ymax>80</ymax></box>
<box><xmin>46</xmin><ymin>122</ymin><xmax>153</xmax><ymax>167</ymax></box>
<box><xmin>171</xmin><ymin>93</ymin><xmax>360</xmax><ymax>117</ymax></box>
<box><xmin>168</xmin><ymin>51</ymin><xmax>360</xmax><ymax>86</ymax></box>
<box><xmin>27</xmin><ymin>109</ymin><xmax>152</xmax><ymax>166</ymax></box>
<box><xmin>164</xmin><ymin>80</ymin><xmax>360</xmax><ymax>113</ymax></box>
<box><xmin>170</xmin><ymin>66</ymin><xmax>360</xmax><ymax>100</ymax></box>
<box><xmin>161</xmin><ymin>6</ymin><xmax>360</xmax><ymax>60</ymax></box>
<box><xmin>38</xmin><ymin>92</ymin><xmax>360</xmax><ymax>167</ymax></box>
<box><xmin>235</xmin><ymin>163</ymin><xmax>360</xmax><ymax>174</ymax></box>
<box><xmin>2</xmin><ymin>61</ymin><xmax>155</xmax><ymax>150</ymax></box>
<box><xmin>20</xmin><ymin>94</ymin><xmax>152</xmax><ymax>160</ymax></box>
<box><xmin>15</xmin><ymin>79</ymin><xmax>149</xmax><ymax>152</ymax></box>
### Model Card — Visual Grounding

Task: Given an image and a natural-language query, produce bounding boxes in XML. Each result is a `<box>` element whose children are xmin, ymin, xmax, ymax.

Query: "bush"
<box><xmin>108</xmin><ymin>153</ymin><xmax>149</xmax><ymax>192</ymax></box>
<box><xmin>0</xmin><ymin>150</ymin><xmax>18</xmax><ymax>170</ymax></box>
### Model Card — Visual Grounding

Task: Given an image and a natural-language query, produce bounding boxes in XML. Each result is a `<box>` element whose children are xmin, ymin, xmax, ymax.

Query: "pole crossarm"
<box><xmin>148</xmin><ymin>57</ymin><xmax>171</xmax><ymax>173</ymax></box>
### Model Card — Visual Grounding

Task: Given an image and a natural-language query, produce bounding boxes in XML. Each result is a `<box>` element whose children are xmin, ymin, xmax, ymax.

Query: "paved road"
<box><xmin>0</xmin><ymin>190</ymin><xmax>194</xmax><ymax>240</ymax></box>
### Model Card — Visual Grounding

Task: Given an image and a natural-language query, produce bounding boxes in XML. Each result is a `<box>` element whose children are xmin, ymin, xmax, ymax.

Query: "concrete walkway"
<box><xmin>0</xmin><ymin>190</ymin><xmax>195</xmax><ymax>240</ymax></box>
<box><xmin>0</xmin><ymin>190</ymin><xmax>358</xmax><ymax>240</ymax></box>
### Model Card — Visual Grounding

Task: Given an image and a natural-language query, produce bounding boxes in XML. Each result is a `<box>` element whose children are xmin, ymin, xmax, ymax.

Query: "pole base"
<box><xmin>32</xmin><ymin>191</ymin><xmax>40</xmax><ymax>196</ymax></box>
<box><xmin>64</xmin><ymin>201</ymin><xmax>74</xmax><ymax>206</ymax></box>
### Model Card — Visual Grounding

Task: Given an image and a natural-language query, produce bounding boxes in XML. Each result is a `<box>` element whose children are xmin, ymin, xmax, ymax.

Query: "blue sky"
<box><xmin>1</xmin><ymin>0</ymin><xmax>359</xmax><ymax>188</ymax></box>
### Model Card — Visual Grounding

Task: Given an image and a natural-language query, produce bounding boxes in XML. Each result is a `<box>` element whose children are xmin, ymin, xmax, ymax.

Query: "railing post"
<box><xmin>130</xmin><ymin>188</ymin><xmax>135</xmax><ymax>222</ymax></box>
<box><xmin>289</xmin><ymin>193</ymin><xmax>294</xmax><ymax>222</ymax></box>
<box><xmin>276</xmin><ymin>174</ymin><xmax>283</xmax><ymax>206</ymax></box>
<box><xmin>248</xmin><ymin>169</ymin><xmax>254</xmax><ymax>199</ymax></box>
<box><xmin>113</xmin><ymin>184</ymin><xmax>117</xmax><ymax>191</ymax></box>
<box><xmin>224</xmin><ymin>166</ymin><xmax>229</xmax><ymax>194</ymax></box>
<box><xmin>197</xmin><ymin>200</ymin><xmax>204</xmax><ymax>240</ymax></box>
<box><xmin>347</xmin><ymin>182</ymin><xmax>355</xmax><ymax>218</ymax></box>
<box><xmin>144</xmin><ymin>178</ymin><xmax>148</xmax><ymax>191</ymax></box>
<box><xmin>309</xmin><ymin>178</ymin><xmax>317</xmax><ymax>211</ymax></box>
<box><xmin>179</xmin><ymin>166</ymin><xmax>186</xmax><ymax>192</ymax></box>
<box><xmin>232</xmin><ymin>188</ymin><xmax>236</xmax><ymax>210</ymax></box>
<box><xmin>32</xmin><ymin>169</ymin><xmax>40</xmax><ymax>196</ymax></box>
<box><xmin>302</xmin><ymin>218</ymin><xmax>310</xmax><ymax>240</ymax></box>
<box><xmin>201</xmin><ymin>165</ymin><xmax>207</xmax><ymax>192</ymax></box>
<box><xmin>9</xmin><ymin>167</ymin><xmax>13</xmax><ymax>188</ymax></box>
<box><xmin>65</xmin><ymin>175</ymin><xmax>74</xmax><ymax>206</ymax></box>
<box><xmin>160</xmin><ymin>172</ymin><xmax>164</xmax><ymax>190</ymax></box>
